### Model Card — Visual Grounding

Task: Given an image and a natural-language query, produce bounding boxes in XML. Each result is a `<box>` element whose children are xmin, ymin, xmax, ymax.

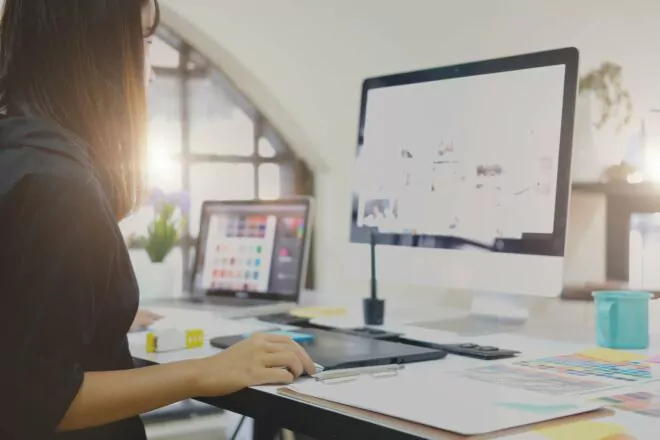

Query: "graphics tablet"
<box><xmin>210</xmin><ymin>328</ymin><xmax>447</xmax><ymax>370</ymax></box>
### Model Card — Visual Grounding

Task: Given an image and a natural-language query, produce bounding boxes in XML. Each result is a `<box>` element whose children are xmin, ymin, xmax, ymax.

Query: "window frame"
<box><xmin>141</xmin><ymin>30</ymin><xmax>311</xmax><ymax>289</ymax></box>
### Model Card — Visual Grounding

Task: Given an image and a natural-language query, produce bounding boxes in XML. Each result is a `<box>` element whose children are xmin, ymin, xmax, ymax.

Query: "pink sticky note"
<box><xmin>646</xmin><ymin>354</ymin><xmax>660</xmax><ymax>364</ymax></box>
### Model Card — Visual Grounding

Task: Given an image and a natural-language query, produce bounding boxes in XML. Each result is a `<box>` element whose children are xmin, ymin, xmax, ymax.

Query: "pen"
<box><xmin>312</xmin><ymin>364</ymin><xmax>403</xmax><ymax>381</ymax></box>
<box><xmin>370</xmin><ymin>229</ymin><xmax>377</xmax><ymax>301</ymax></box>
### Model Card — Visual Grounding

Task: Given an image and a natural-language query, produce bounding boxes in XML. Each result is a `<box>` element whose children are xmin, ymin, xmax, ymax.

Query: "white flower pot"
<box><xmin>136</xmin><ymin>262</ymin><xmax>175</xmax><ymax>300</ymax></box>
<box><xmin>130</xmin><ymin>250</ymin><xmax>179</xmax><ymax>300</ymax></box>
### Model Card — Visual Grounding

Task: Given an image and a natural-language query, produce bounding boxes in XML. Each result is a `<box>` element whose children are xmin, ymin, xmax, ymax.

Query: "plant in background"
<box><xmin>135</xmin><ymin>189</ymin><xmax>189</xmax><ymax>263</ymax></box>
<box><xmin>579</xmin><ymin>61</ymin><xmax>633</xmax><ymax>133</ymax></box>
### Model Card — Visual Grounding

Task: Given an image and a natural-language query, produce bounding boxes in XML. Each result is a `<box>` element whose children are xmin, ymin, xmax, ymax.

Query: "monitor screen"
<box><xmin>193</xmin><ymin>202</ymin><xmax>309</xmax><ymax>297</ymax></box>
<box><xmin>352</xmin><ymin>63</ymin><xmax>569</xmax><ymax>256</ymax></box>
<box><xmin>348</xmin><ymin>48</ymin><xmax>578</xmax><ymax>297</ymax></box>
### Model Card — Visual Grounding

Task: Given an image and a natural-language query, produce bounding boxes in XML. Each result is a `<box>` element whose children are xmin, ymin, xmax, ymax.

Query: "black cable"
<box><xmin>230</xmin><ymin>416</ymin><xmax>246</xmax><ymax>440</ymax></box>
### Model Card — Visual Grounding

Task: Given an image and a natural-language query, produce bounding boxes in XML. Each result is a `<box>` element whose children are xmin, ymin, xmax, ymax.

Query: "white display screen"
<box><xmin>193</xmin><ymin>204</ymin><xmax>309</xmax><ymax>296</ymax></box>
<box><xmin>351</xmin><ymin>64</ymin><xmax>568</xmax><ymax>256</ymax></box>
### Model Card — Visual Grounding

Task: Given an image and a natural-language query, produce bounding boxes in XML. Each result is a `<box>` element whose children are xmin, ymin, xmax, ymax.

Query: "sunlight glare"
<box><xmin>148</xmin><ymin>138</ymin><xmax>178</xmax><ymax>191</ymax></box>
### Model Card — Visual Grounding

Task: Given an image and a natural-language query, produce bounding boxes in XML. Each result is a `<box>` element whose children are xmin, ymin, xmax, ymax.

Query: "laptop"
<box><xmin>210</xmin><ymin>328</ymin><xmax>447</xmax><ymax>370</ymax></box>
<box><xmin>145</xmin><ymin>198</ymin><xmax>314</xmax><ymax>317</ymax></box>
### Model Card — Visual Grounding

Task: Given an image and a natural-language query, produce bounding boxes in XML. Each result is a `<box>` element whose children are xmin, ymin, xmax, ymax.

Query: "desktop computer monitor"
<box><xmin>348</xmin><ymin>48</ymin><xmax>579</xmax><ymax>319</ymax></box>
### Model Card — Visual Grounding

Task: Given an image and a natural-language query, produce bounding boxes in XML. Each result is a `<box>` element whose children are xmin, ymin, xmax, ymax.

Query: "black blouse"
<box><xmin>0</xmin><ymin>116</ymin><xmax>146</xmax><ymax>439</ymax></box>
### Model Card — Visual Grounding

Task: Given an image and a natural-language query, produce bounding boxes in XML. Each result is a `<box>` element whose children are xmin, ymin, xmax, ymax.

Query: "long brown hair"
<box><xmin>0</xmin><ymin>0</ymin><xmax>160</xmax><ymax>219</ymax></box>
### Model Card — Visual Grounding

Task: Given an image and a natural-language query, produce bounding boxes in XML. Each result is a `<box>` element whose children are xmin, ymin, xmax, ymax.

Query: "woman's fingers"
<box><xmin>263</xmin><ymin>352</ymin><xmax>304</xmax><ymax>377</ymax></box>
<box><xmin>259</xmin><ymin>367</ymin><xmax>295</xmax><ymax>385</ymax></box>
<box><xmin>264</xmin><ymin>341</ymin><xmax>316</xmax><ymax>376</ymax></box>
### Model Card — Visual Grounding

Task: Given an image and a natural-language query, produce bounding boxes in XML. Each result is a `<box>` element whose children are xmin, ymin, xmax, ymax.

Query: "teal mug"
<box><xmin>592</xmin><ymin>291</ymin><xmax>653</xmax><ymax>350</ymax></box>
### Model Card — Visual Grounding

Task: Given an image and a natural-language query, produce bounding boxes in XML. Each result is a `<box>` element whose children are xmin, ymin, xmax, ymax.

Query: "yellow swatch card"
<box><xmin>578</xmin><ymin>348</ymin><xmax>645</xmax><ymax>363</ymax></box>
<box><xmin>537</xmin><ymin>421</ymin><xmax>632</xmax><ymax>440</ymax></box>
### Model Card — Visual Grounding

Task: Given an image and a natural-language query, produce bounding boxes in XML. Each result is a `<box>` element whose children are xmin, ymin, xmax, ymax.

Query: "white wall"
<box><xmin>161</xmin><ymin>0</ymin><xmax>660</xmax><ymax>298</ymax></box>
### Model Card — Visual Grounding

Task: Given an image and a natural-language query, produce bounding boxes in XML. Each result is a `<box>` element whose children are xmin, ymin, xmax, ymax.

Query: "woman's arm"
<box><xmin>58</xmin><ymin>360</ymin><xmax>199</xmax><ymax>431</ymax></box>
<box><xmin>58</xmin><ymin>333</ymin><xmax>315</xmax><ymax>432</ymax></box>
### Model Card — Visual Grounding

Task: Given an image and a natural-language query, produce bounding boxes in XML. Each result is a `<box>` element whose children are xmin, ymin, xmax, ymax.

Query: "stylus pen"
<box><xmin>280</xmin><ymin>363</ymin><xmax>325</xmax><ymax>375</ymax></box>
<box><xmin>370</xmin><ymin>229</ymin><xmax>377</xmax><ymax>300</ymax></box>
<box><xmin>313</xmin><ymin>364</ymin><xmax>403</xmax><ymax>381</ymax></box>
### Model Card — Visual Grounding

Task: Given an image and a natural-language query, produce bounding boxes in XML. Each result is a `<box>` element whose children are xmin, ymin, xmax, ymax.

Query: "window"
<box><xmin>258</xmin><ymin>164</ymin><xmax>281</xmax><ymax>200</ymax></box>
<box><xmin>121</xmin><ymin>27</ymin><xmax>314</xmax><ymax>289</ymax></box>
<box><xmin>150</xmin><ymin>35</ymin><xmax>180</xmax><ymax>69</ymax></box>
<box><xmin>188</xmin><ymin>75</ymin><xmax>255</xmax><ymax>157</ymax></box>
<box><xmin>258</xmin><ymin>137</ymin><xmax>277</xmax><ymax>158</ymax></box>
<box><xmin>147</xmin><ymin>74</ymin><xmax>182</xmax><ymax>193</ymax></box>
<box><xmin>189</xmin><ymin>163</ymin><xmax>255</xmax><ymax>233</ymax></box>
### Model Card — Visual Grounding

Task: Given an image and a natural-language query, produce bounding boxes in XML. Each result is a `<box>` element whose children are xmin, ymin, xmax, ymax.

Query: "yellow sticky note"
<box><xmin>578</xmin><ymin>347</ymin><xmax>645</xmax><ymax>363</ymax></box>
<box><xmin>290</xmin><ymin>306</ymin><xmax>347</xmax><ymax>319</ymax></box>
<box><xmin>185</xmin><ymin>329</ymin><xmax>204</xmax><ymax>349</ymax></box>
<box><xmin>537</xmin><ymin>421</ymin><xmax>628</xmax><ymax>440</ymax></box>
<box><xmin>146</xmin><ymin>332</ymin><xmax>155</xmax><ymax>353</ymax></box>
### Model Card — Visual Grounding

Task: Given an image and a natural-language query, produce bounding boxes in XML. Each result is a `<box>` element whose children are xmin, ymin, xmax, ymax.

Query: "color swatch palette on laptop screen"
<box><xmin>202</xmin><ymin>214</ymin><xmax>277</xmax><ymax>292</ymax></box>
<box><xmin>514</xmin><ymin>353</ymin><xmax>652</xmax><ymax>383</ymax></box>
<box><xmin>282</xmin><ymin>217</ymin><xmax>305</xmax><ymax>239</ymax></box>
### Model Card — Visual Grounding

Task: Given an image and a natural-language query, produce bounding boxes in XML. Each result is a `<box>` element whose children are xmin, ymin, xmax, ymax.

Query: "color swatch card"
<box><xmin>645</xmin><ymin>354</ymin><xmax>660</xmax><ymax>364</ymax></box>
<box><xmin>457</xmin><ymin>364</ymin><xmax>615</xmax><ymax>396</ymax></box>
<box><xmin>514</xmin><ymin>353</ymin><xmax>651</xmax><ymax>383</ymax></box>
<box><xmin>600</xmin><ymin>389</ymin><xmax>660</xmax><ymax>419</ymax></box>
<box><xmin>502</xmin><ymin>406</ymin><xmax>660</xmax><ymax>440</ymax></box>
<box><xmin>579</xmin><ymin>348</ymin><xmax>646</xmax><ymax>363</ymax></box>
<box><xmin>504</xmin><ymin>418</ymin><xmax>641</xmax><ymax>440</ymax></box>
<box><xmin>457</xmin><ymin>348</ymin><xmax>660</xmax><ymax>397</ymax></box>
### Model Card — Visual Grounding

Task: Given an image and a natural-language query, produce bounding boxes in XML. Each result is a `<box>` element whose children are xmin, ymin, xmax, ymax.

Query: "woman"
<box><xmin>0</xmin><ymin>1</ymin><xmax>315</xmax><ymax>439</ymax></box>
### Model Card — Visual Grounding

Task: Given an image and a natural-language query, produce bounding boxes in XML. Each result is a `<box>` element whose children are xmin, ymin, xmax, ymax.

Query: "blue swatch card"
<box><xmin>242</xmin><ymin>330</ymin><xmax>314</xmax><ymax>342</ymax></box>
<box><xmin>266</xmin><ymin>330</ymin><xmax>315</xmax><ymax>342</ymax></box>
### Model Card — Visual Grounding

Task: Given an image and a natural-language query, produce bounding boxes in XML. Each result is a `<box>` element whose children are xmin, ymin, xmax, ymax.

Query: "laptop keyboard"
<box><xmin>257</xmin><ymin>313</ymin><xmax>310</xmax><ymax>326</ymax></box>
<box><xmin>141</xmin><ymin>297</ymin><xmax>295</xmax><ymax>317</ymax></box>
<box><xmin>202</xmin><ymin>296</ymin><xmax>275</xmax><ymax>307</ymax></box>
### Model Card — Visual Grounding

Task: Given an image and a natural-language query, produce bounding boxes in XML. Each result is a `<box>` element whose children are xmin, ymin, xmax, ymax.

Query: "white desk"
<box><xmin>131</xmin><ymin>292</ymin><xmax>660</xmax><ymax>439</ymax></box>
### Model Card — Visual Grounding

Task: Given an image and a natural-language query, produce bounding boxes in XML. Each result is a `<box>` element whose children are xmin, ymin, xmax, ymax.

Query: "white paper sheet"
<box><xmin>287</xmin><ymin>368</ymin><xmax>603</xmax><ymax>436</ymax></box>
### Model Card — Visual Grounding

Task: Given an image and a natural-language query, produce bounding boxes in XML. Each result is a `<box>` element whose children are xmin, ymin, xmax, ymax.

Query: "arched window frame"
<box><xmin>128</xmin><ymin>27</ymin><xmax>315</xmax><ymax>289</ymax></box>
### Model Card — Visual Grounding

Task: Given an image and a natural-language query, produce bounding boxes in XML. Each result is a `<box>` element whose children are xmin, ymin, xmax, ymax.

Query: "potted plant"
<box><xmin>579</xmin><ymin>61</ymin><xmax>633</xmax><ymax>132</ymax></box>
<box><xmin>131</xmin><ymin>189</ymin><xmax>188</xmax><ymax>299</ymax></box>
<box><xmin>573</xmin><ymin>61</ymin><xmax>636</xmax><ymax>182</ymax></box>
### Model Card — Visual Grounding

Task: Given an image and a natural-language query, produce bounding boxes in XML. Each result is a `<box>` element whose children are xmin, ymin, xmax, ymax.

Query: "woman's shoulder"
<box><xmin>0</xmin><ymin>115</ymin><xmax>103</xmax><ymax>202</ymax></box>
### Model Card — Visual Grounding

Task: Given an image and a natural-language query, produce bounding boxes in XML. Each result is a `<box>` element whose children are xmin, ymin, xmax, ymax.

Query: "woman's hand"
<box><xmin>129</xmin><ymin>309</ymin><xmax>163</xmax><ymax>332</ymax></box>
<box><xmin>193</xmin><ymin>333</ymin><xmax>316</xmax><ymax>397</ymax></box>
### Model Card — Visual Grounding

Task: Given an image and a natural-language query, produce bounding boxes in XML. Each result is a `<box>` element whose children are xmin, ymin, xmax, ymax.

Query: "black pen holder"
<box><xmin>363</xmin><ymin>298</ymin><xmax>385</xmax><ymax>326</ymax></box>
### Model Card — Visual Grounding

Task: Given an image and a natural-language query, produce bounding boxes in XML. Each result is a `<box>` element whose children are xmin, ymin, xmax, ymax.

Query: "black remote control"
<box><xmin>439</xmin><ymin>343</ymin><xmax>520</xmax><ymax>360</ymax></box>
<box><xmin>386</xmin><ymin>337</ymin><xmax>520</xmax><ymax>360</ymax></box>
<box><xmin>257</xmin><ymin>313</ymin><xmax>310</xmax><ymax>326</ymax></box>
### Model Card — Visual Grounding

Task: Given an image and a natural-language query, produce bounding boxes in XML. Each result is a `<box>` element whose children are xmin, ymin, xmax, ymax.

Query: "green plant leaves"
<box><xmin>144</xmin><ymin>200</ymin><xmax>182</xmax><ymax>263</ymax></box>
<box><xmin>579</xmin><ymin>61</ymin><xmax>633</xmax><ymax>133</ymax></box>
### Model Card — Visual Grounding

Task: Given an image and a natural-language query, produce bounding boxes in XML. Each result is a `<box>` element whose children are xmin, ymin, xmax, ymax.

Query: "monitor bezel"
<box><xmin>191</xmin><ymin>197</ymin><xmax>314</xmax><ymax>303</ymax></box>
<box><xmin>350</xmin><ymin>47</ymin><xmax>579</xmax><ymax>257</ymax></box>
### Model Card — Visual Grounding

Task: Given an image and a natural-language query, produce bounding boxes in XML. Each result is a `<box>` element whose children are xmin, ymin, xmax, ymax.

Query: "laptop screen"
<box><xmin>192</xmin><ymin>201</ymin><xmax>311</xmax><ymax>298</ymax></box>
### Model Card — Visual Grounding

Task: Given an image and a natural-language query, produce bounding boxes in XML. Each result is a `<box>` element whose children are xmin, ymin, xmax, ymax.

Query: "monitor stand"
<box><xmin>413</xmin><ymin>292</ymin><xmax>530</xmax><ymax>337</ymax></box>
